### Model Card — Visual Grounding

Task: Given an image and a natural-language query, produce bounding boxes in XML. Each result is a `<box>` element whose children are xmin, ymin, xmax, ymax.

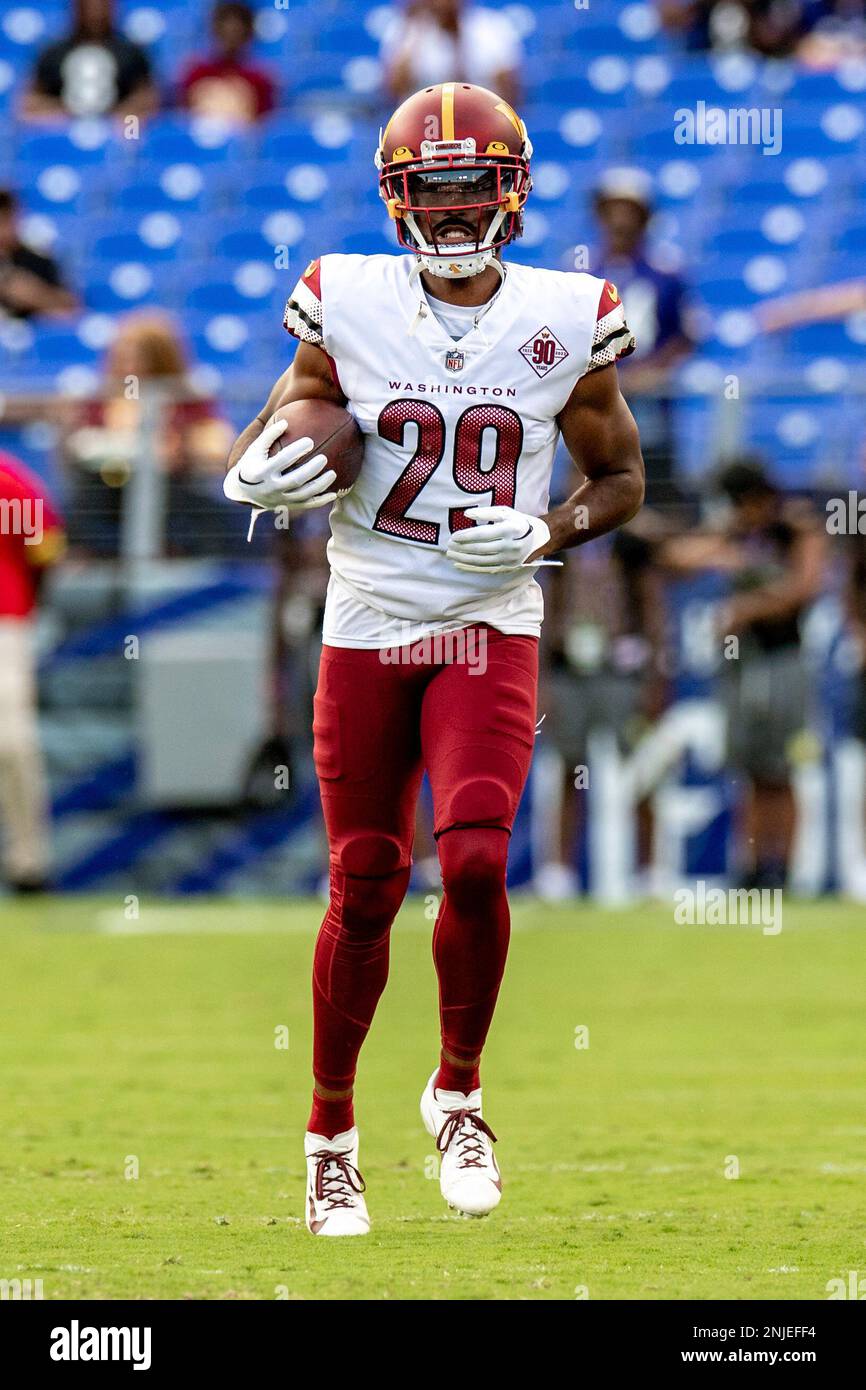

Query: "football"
<box><xmin>267</xmin><ymin>399</ymin><xmax>364</xmax><ymax>496</ymax></box>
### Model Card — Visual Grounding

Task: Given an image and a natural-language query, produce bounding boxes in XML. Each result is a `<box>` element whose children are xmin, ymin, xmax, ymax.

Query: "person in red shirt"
<box><xmin>0</xmin><ymin>451</ymin><xmax>65</xmax><ymax>891</ymax></box>
<box><xmin>178</xmin><ymin>2</ymin><xmax>275</xmax><ymax>123</ymax></box>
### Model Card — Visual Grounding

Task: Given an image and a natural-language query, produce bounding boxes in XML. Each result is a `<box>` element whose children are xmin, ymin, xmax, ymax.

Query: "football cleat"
<box><xmin>375</xmin><ymin>83</ymin><xmax>533</xmax><ymax>280</ymax></box>
<box><xmin>420</xmin><ymin>1071</ymin><xmax>502</xmax><ymax>1217</ymax></box>
<box><xmin>304</xmin><ymin>1127</ymin><xmax>370</xmax><ymax>1237</ymax></box>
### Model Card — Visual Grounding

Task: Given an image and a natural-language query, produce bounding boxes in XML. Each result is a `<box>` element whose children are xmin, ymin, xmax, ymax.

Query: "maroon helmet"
<box><xmin>375</xmin><ymin>82</ymin><xmax>533</xmax><ymax>279</ymax></box>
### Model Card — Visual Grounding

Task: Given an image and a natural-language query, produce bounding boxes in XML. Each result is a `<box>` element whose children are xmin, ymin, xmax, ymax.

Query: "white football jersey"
<box><xmin>283</xmin><ymin>253</ymin><xmax>634</xmax><ymax>648</ymax></box>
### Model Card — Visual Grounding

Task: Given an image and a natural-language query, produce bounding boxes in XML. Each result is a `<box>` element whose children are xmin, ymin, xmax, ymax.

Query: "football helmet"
<box><xmin>375</xmin><ymin>82</ymin><xmax>533</xmax><ymax>280</ymax></box>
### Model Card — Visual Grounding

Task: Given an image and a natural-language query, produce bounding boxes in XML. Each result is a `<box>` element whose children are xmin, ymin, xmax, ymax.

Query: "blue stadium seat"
<box><xmin>258</xmin><ymin>123</ymin><xmax>355</xmax><ymax>164</ymax></box>
<box><xmin>89</xmin><ymin>221</ymin><xmax>190</xmax><ymax>264</ymax></box>
<box><xmin>779</xmin><ymin>107</ymin><xmax>865</xmax><ymax>159</ymax></box>
<box><xmin>14</xmin><ymin>123</ymin><xmax>119</xmax><ymax>167</ymax></box>
<box><xmin>15</xmin><ymin>163</ymin><xmax>92</xmax><ymax>214</ymax></box>
<box><xmin>315</xmin><ymin>23</ymin><xmax>379</xmax><ymax>56</ymax></box>
<box><xmin>139</xmin><ymin>117</ymin><xmax>252</xmax><ymax>165</ymax></box>
<box><xmin>184</xmin><ymin>255</ymin><xmax>282</xmax><ymax>308</ymax></box>
<box><xmin>0</xmin><ymin>5</ymin><xmax>63</xmax><ymax>53</ymax></box>
<box><xmin>562</xmin><ymin>6</ymin><xmax>664</xmax><ymax>55</ymax></box>
<box><xmin>114</xmin><ymin>166</ymin><xmax>215</xmax><ymax>213</ymax></box>
<box><xmin>84</xmin><ymin>261</ymin><xmax>178</xmax><ymax>311</ymax></box>
<box><xmin>191</xmin><ymin>317</ymin><xmax>262</xmax><ymax>374</ymax></box>
<box><xmin>784</xmin><ymin>322</ymin><xmax>866</xmax><ymax>361</ymax></box>
<box><xmin>743</xmin><ymin>396</ymin><xmax>845</xmax><ymax>483</ymax></box>
<box><xmin>338</xmin><ymin>230</ymin><xmax>399</xmax><ymax>259</ymax></box>
<box><xmin>834</xmin><ymin>220</ymin><xmax>866</xmax><ymax>254</ymax></box>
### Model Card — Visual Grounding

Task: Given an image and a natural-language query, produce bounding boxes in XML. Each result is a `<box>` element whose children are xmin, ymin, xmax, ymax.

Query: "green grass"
<box><xmin>2</xmin><ymin>895</ymin><xmax>865</xmax><ymax>1300</ymax></box>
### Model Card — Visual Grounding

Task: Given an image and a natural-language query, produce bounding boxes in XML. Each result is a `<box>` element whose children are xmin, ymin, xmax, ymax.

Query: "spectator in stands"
<box><xmin>178</xmin><ymin>2</ymin><xmax>276</xmax><ymax>124</ymax></box>
<box><xmin>799</xmin><ymin>0</ymin><xmax>866</xmax><ymax>63</ymax></box>
<box><xmin>63</xmin><ymin>313</ymin><xmax>235</xmax><ymax>558</ymax></box>
<box><xmin>660</xmin><ymin>458</ymin><xmax>826</xmax><ymax>888</ymax></box>
<box><xmin>590</xmin><ymin>168</ymin><xmax>693</xmax><ymax>508</ymax></box>
<box><xmin>382</xmin><ymin>0</ymin><xmax>522</xmax><ymax>108</ymax></box>
<box><xmin>0</xmin><ymin>189</ymin><xmax>77</xmax><ymax>320</ymax></box>
<box><xmin>658</xmin><ymin>1</ymin><xmax>821</xmax><ymax>54</ymax></box>
<box><xmin>21</xmin><ymin>0</ymin><xmax>158</xmax><ymax>121</ymax></box>
<box><xmin>0</xmin><ymin>451</ymin><xmax>65</xmax><ymax>892</ymax></box>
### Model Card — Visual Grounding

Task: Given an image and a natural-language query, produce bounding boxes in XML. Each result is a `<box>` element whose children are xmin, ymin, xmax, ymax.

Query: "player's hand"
<box><xmin>223</xmin><ymin>417</ymin><xmax>338</xmax><ymax>513</ymax></box>
<box><xmin>446</xmin><ymin>505</ymin><xmax>551</xmax><ymax>574</ymax></box>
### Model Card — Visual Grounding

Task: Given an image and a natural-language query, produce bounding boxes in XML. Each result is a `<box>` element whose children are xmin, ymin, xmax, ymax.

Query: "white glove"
<box><xmin>446</xmin><ymin>505</ymin><xmax>552</xmax><ymax>574</ymax></box>
<box><xmin>223</xmin><ymin>417</ymin><xmax>338</xmax><ymax>514</ymax></box>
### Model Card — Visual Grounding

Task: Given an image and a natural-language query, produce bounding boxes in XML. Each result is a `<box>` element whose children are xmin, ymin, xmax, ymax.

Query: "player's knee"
<box><xmin>438</xmin><ymin>828</ymin><xmax>508</xmax><ymax>910</ymax></box>
<box><xmin>339</xmin><ymin>831</ymin><xmax>407</xmax><ymax>879</ymax></box>
<box><xmin>441</xmin><ymin>777</ymin><xmax>513</xmax><ymax>831</ymax></box>
<box><xmin>332</xmin><ymin>834</ymin><xmax>411</xmax><ymax>935</ymax></box>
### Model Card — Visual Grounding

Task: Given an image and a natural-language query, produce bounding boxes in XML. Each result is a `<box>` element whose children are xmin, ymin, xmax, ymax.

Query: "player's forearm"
<box><xmin>226</xmin><ymin>363</ymin><xmax>312</xmax><ymax>470</ymax></box>
<box><xmin>227</xmin><ymin>417</ymin><xmax>265</xmax><ymax>471</ymax></box>
<box><xmin>228</xmin><ymin>346</ymin><xmax>347</xmax><ymax>471</ymax></box>
<box><xmin>542</xmin><ymin>363</ymin><xmax>644</xmax><ymax>555</ymax></box>
<box><xmin>534</xmin><ymin>463</ymin><xmax>644</xmax><ymax>557</ymax></box>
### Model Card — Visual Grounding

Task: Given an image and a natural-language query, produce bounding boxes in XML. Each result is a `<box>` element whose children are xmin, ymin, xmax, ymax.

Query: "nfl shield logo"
<box><xmin>445</xmin><ymin>349</ymin><xmax>465</xmax><ymax>373</ymax></box>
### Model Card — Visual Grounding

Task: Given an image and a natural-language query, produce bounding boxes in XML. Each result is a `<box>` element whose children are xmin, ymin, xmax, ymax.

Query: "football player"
<box><xmin>224</xmin><ymin>83</ymin><xmax>644</xmax><ymax>1236</ymax></box>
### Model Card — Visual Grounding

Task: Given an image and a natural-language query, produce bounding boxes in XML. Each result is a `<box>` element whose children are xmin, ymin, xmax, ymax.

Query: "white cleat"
<box><xmin>420</xmin><ymin>1071</ymin><xmax>502</xmax><ymax>1217</ymax></box>
<box><xmin>304</xmin><ymin>1127</ymin><xmax>370</xmax><ymax>1236</ymax></box>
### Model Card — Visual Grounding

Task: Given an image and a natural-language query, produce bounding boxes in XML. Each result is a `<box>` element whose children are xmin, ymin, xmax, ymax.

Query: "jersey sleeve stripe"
<box><xmin>587</xmin><ymin>332</ymin><xmax>636</xmax><ymax>371</ymax></box>
<box><xmin>588</xmin><ymin>292</ymin><xmax>635</xmax><ymax>370</ymax></box>
<box><xmin>593</xmin><ymin>324</ymin><xmax>634</xmax><ymax>356</ymax></box>
<box><xmin>283</xmin><ymin>277</ymin><xmax>324</xmax><ymax>346</ymax></box>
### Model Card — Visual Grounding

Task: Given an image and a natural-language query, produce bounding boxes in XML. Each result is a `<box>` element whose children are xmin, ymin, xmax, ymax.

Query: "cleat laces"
<box><xmin>311</xmin><ymin>1150</ymin><xmax>366</xmax><ymax>1211</ymax></box>
<box><xmin>436</xmin><ymin>1108</ymin><xmax>497</xmax><ymax>1170</ymax></box>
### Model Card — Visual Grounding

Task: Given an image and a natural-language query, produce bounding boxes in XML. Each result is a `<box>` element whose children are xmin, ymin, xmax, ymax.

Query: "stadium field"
<box><xmin>2</xmin><ymin>896</ymin><xmax>864</xmax><ymax>1302</ymax></box>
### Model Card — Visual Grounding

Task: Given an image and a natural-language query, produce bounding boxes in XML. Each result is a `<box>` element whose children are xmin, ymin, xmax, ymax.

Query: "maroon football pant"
<box><xmin>308</xmin><ymin>624</ymin><xmax>538</xmax><ymax>1136</ymax></box>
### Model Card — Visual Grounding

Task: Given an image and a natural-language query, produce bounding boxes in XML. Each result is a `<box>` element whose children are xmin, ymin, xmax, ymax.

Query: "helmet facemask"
<box><xmin>378</xmin><ymin>137</ymin><xmax>531</xmax><ymax>279</ymax></box>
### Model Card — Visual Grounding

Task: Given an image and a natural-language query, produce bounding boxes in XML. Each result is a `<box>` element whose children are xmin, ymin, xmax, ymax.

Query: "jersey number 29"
<box><xmin>373</xmin><ymin>399</ymin><xmax>524</xmax><ymax>544</ymax></box>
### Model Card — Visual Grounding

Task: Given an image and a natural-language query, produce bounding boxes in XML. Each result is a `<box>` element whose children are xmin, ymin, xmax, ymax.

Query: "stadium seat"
<box><xmin>114</xmin><ymin>165</ymin><xmax>215</xmax><ymax>214</ymax></box>
<box><xmin>139</xmin><ymin>117</ymin><xmax>253</xmax><ymax>166</ymax></box>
